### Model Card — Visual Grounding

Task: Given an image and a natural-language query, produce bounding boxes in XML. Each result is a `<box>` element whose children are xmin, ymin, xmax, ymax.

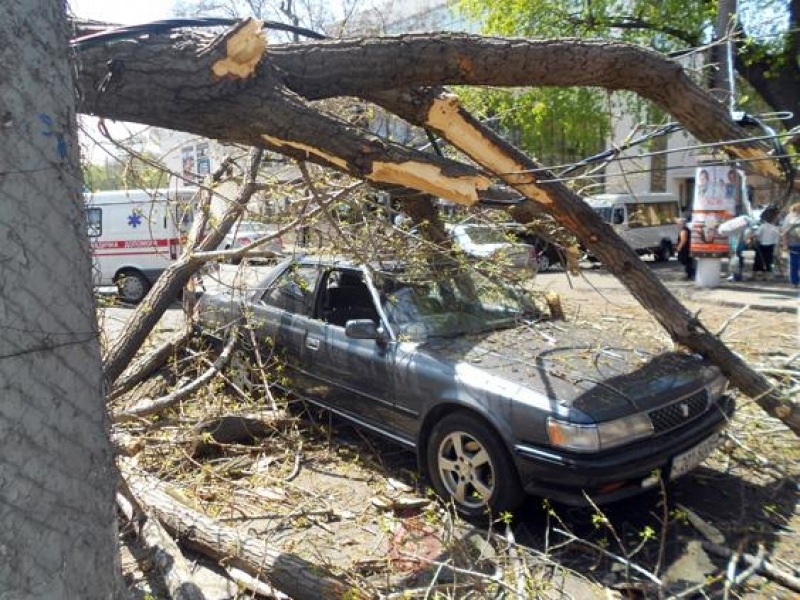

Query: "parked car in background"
<box><xmin>503</xmin><ymin>224</ymin><xmax>568</xmax><ymax>272</ymax></box>
<box><xmin>447</xmin><ymin>223</ymin><xmax>539</xmax><ymax>274</ymax></box>
<box><xmin>197</xmin><ymin>255</ymin><xmax>734</xmax><ymax>518</ymax></box>
<box><xmin>218</xmin><ymin>220</ymin><xmax>283</xmax><ymax>263</ymax></box>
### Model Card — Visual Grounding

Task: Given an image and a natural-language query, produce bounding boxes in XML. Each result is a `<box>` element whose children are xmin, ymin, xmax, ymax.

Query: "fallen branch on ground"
<box><xmin>113</xmin><ymin>327</ymin><xmax>238</xmax><ymax>422</ymax></box>
<box><xmin>109</xmin><ymin>327</ymin><xmax>194</xmax><ymax>401</ymax></box>
<box><xmin>702</xmin><ymin>541</ymin><xmax>800</xmax><ymax>593</ymax></box>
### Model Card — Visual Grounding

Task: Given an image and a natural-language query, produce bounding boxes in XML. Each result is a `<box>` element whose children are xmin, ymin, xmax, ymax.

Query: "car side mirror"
<box><xmin>345</xmin><ymin>319</ymin><xmax>382</xmax><ymax>341</ymax></box>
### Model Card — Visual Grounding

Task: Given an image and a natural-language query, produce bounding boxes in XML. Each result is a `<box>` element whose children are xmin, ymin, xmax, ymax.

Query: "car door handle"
<box><xmin>306</xmin><ymin>338</ymin><xmax>320</xmax><ymax>351</ymax></box>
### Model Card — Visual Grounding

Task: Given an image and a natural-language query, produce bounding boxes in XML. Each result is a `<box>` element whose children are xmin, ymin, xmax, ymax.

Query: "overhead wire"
<box><xmin>69</xmin><ymin>17</ymin><xmax>327</xmax><ymax>48</ymax></box>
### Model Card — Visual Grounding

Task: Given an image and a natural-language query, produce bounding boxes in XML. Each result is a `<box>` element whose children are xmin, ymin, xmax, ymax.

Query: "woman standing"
<box><xmin>752</xmin><ymin>215</ymin><xmax>781</xmax><ymax>280</ymax></box>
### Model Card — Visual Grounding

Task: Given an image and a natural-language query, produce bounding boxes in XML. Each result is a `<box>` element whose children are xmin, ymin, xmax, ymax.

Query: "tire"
<box><xmin>536</xmin><ymin>254</ymin><xmax>551</xmax><ymax>272</ymax></box>
<box><xmin>653</xmin><ymin>241</ymin><xmax>673</xmax><ymax>262</ymax></box>
<box><xmin>115</xmin><ymin>270</ymin><xmax>150</xmax><ymax>303</ymax></box>
<box><xmin>427</xmin><ymin>412</ymin><xmax>524</xmax><ymax>519</ymax></box>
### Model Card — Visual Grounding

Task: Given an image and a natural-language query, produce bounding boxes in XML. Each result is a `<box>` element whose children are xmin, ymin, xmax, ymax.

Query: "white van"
<box><xmin>584</xmin><ymin>193</ymin><xmax>681</xmax><ymax>261</ymax></box>
<box><xmin>84</xmin><ymin>188</ymin><xmax>196</xmax><ymax>302</ymax></box>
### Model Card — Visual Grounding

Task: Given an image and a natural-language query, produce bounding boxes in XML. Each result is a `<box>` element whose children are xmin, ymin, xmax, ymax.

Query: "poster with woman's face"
<box><xmin>692</xmin><ymin>166</ymin><xmax>741</xmax><ymax>257</ymax></box>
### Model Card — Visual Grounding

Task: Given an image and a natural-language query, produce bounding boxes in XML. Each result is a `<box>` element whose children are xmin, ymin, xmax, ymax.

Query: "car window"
<box><xmin>261</xmin><ymin>265</ymin><xmax>318</xmax><ymax>315</ymax></box>
<box><xmin>320</xmin><ymin>269</ymin><xmax>379</xmax><ymax>327</ymax></box>
<box><xmin>85</xmin><ymin>208</ymin><xmax>102</xmax><ymax>237</ymax></box>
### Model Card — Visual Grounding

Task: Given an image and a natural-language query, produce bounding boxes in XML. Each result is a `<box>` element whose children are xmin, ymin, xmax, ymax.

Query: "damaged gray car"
<box><xmin>196</xmin><ymin>255</ymin><xmax>734</xmax><ymax>518</ymax></box>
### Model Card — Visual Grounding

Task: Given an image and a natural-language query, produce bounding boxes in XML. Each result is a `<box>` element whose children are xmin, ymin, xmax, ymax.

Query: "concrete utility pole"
<box><xmin>0</xmin><ymin>1</ymin><xmax>123</xmax><ymax>596</ymax></box>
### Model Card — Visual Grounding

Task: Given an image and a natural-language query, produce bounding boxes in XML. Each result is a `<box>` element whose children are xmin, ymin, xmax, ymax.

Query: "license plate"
<box><xmin>671</xmin><ymin>433</ymin><xmax>720</xmax><ymax>480</ymax></box>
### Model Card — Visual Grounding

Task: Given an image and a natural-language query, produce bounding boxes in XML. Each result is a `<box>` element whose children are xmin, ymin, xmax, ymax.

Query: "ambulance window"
<box><xmin>86</xmin><ymin>208</ymin><xmax>102</xmax><ymax>237</ymax></box>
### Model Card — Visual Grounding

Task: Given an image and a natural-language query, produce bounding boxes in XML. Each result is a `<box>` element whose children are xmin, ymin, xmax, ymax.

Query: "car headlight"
<box><xmin>546</xmin><ymin>420</ymin><xmax>600</xmax><ymax>452</ymax></box>
<box><xmin>706</xmin><ymin>374</ymin><xmax>728</xmax><ymax>401</ymax></box>
<box><xmin>548</xmin><ymin>413</ymin><xmax>653</xmax><ymax>453</ymax></box>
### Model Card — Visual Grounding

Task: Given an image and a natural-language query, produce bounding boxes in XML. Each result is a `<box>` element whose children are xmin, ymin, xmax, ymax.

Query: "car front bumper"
<box><xmin>512</xmin><ymin>395</ymin><xmax>735</xmax><ymax>506</ymax></box>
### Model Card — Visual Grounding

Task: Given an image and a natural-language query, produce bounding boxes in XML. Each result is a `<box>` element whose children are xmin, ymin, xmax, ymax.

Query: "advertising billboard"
<box><xmin>690</xmin><ymin>166</ymin><xmax>741</xmax><ymax>257</ymax></box>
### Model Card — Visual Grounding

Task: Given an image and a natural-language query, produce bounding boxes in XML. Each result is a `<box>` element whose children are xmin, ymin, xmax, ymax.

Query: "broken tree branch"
<box><xmin>117</xmin><ymin>478</ymin><xmax>207</xmax><ymax>600</ymax></box>
<box><xmin>103</xmin><ymin>149</ymin><xmax>264</xmax><ymax>384</ymax></box>
<box><xmin>703</xmin><ymin>541</ymin><xmax>800</xmax><ymax>593</ymax></box>
<box><xmin>113</xmin><ymin>326</ymin><xmax>238</xmax><ymax>422</ymax></box>
<box><xmin>395</xmin><ymin>88</ymin><xmax>800</xmax><ymax>435</ymax></box>
<box><xmin>109</xmin><ymin>327</ymin><xmax>194</xmax><ymax>401</ymax></box>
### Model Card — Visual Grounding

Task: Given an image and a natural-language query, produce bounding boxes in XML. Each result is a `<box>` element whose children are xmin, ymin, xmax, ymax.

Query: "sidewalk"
<box><xmin>674</xmin><ymin>276</ymin><xmax>798</xmax><ymax>313</ymax></box>
<box><xmin>538</xmin><ymin>260</ymin><xmax>799</xmax><ymax>314</ymax></box>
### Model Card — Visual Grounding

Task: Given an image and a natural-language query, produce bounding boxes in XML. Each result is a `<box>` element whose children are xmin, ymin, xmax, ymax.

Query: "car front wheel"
<box><xmin>427</xmin><ymin>412</ymin><xmax>524</xmax><ymax>519</ymax></box>
<box><xmin>115</xmin><ymin>269</ymin><xmax>150</xmax><ymax>303</ymax></box>
<box><xmin>653</xmin><ymin>241</ymin><xmax>673</xmax><ymax>262</ymax></box>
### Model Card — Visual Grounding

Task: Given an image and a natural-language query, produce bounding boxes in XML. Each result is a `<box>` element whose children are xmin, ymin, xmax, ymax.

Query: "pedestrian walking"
<box><xmin>718</xmin><ymin>214</ymin><xmax>752</xmax><ymax>282</ymax></box>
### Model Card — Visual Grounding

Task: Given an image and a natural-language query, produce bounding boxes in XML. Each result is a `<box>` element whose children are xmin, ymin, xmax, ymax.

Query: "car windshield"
<box><xmin>375</xmin><ymin>264</ymin><xmax>539</xmax><ymax>340</ymax></box>
<box><xmin>592</xmin><ymin>207</ymin><xmax>613</xmax><ymax>224</ymax></box>
<box><xmin>459</xmin><ymin>226</ymin><xmax>510</xmax><ymax>245</ymax></box>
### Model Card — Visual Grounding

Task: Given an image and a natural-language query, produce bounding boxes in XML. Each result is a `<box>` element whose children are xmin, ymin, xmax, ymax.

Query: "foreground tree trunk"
<box><xmin>73</xmin><ymin>21</ymin><xmax>798</xmax><ymax>433</ymax></box>
<box><xmin>0</xmin><ymin>2</ymin><xmax>122</xmax><ymax>596</ymax></box>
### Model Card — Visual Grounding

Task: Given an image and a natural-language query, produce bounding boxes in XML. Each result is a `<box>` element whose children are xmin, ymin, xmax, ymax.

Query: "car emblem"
<box><xmin>680</xmin><ymin>402</ymin><xmax>690</xmax><ymax>418</ymax></box>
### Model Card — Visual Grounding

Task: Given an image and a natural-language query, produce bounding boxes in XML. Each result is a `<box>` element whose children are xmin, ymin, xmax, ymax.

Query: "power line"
<box><xmin>70</xmin><ymin>17</ymin><xmax>327</xmax><ymax>48</ymax></box>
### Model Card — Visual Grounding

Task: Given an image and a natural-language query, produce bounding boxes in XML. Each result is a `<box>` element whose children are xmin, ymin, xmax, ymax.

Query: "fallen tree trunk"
<box><xmin>120</xmin><ymin>461</ymin><xmax>364</xmax><ymax>600</ymax></box>
<box><xmin>117</xmin><ymin>480</ymin><xmax>207</xmax><ymax>600</ymax></box>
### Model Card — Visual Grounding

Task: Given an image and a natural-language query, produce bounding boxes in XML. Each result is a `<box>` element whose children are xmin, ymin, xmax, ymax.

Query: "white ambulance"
<box><xmin>84</xmin><ymin>188</ymin><xmax>196</xmax><ymax>303</ymax></box>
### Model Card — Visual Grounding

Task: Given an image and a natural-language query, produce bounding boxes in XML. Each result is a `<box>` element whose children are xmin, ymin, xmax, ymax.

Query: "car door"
<box><xmin>299</xmin><ymin>268</ymin><xmax>400</xmax><ymax>435</ymax></box>
<box><xmin>247</xmin><ymin>262</ymin><xmax>322</xmax><ymax>393</ymax></box>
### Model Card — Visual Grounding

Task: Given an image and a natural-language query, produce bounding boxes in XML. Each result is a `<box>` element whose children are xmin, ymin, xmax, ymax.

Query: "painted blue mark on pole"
<box><xmin>39</xmin><ymin>113</ymin><xmax>68</xmax><ymax>160</ymax></box>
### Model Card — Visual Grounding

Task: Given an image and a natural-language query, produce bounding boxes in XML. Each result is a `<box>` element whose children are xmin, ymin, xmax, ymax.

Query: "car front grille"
<box><xmin>649</xmin><ymin>389</ymin><xmax>709</xmax><ymax>434</ymax></box>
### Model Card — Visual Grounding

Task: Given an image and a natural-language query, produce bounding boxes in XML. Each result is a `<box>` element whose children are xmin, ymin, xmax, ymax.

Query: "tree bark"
<box><xmin>0</xmin><ymin>2</ymin><xmax>122</xmax><ymax>597</ymax></box>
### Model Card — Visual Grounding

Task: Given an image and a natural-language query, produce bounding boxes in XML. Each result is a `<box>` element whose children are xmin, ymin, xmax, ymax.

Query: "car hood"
<box><xmin>421</xmin><ymin>321</ymin><xmax>717</xmax><ymax>422</ymax></box>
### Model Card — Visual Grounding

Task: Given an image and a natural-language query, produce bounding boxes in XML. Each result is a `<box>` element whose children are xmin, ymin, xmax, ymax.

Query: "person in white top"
<box><xmin>752</xmin><ymin>214</ymin><xmax>782</xmax><ymax>280</ymax></box>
